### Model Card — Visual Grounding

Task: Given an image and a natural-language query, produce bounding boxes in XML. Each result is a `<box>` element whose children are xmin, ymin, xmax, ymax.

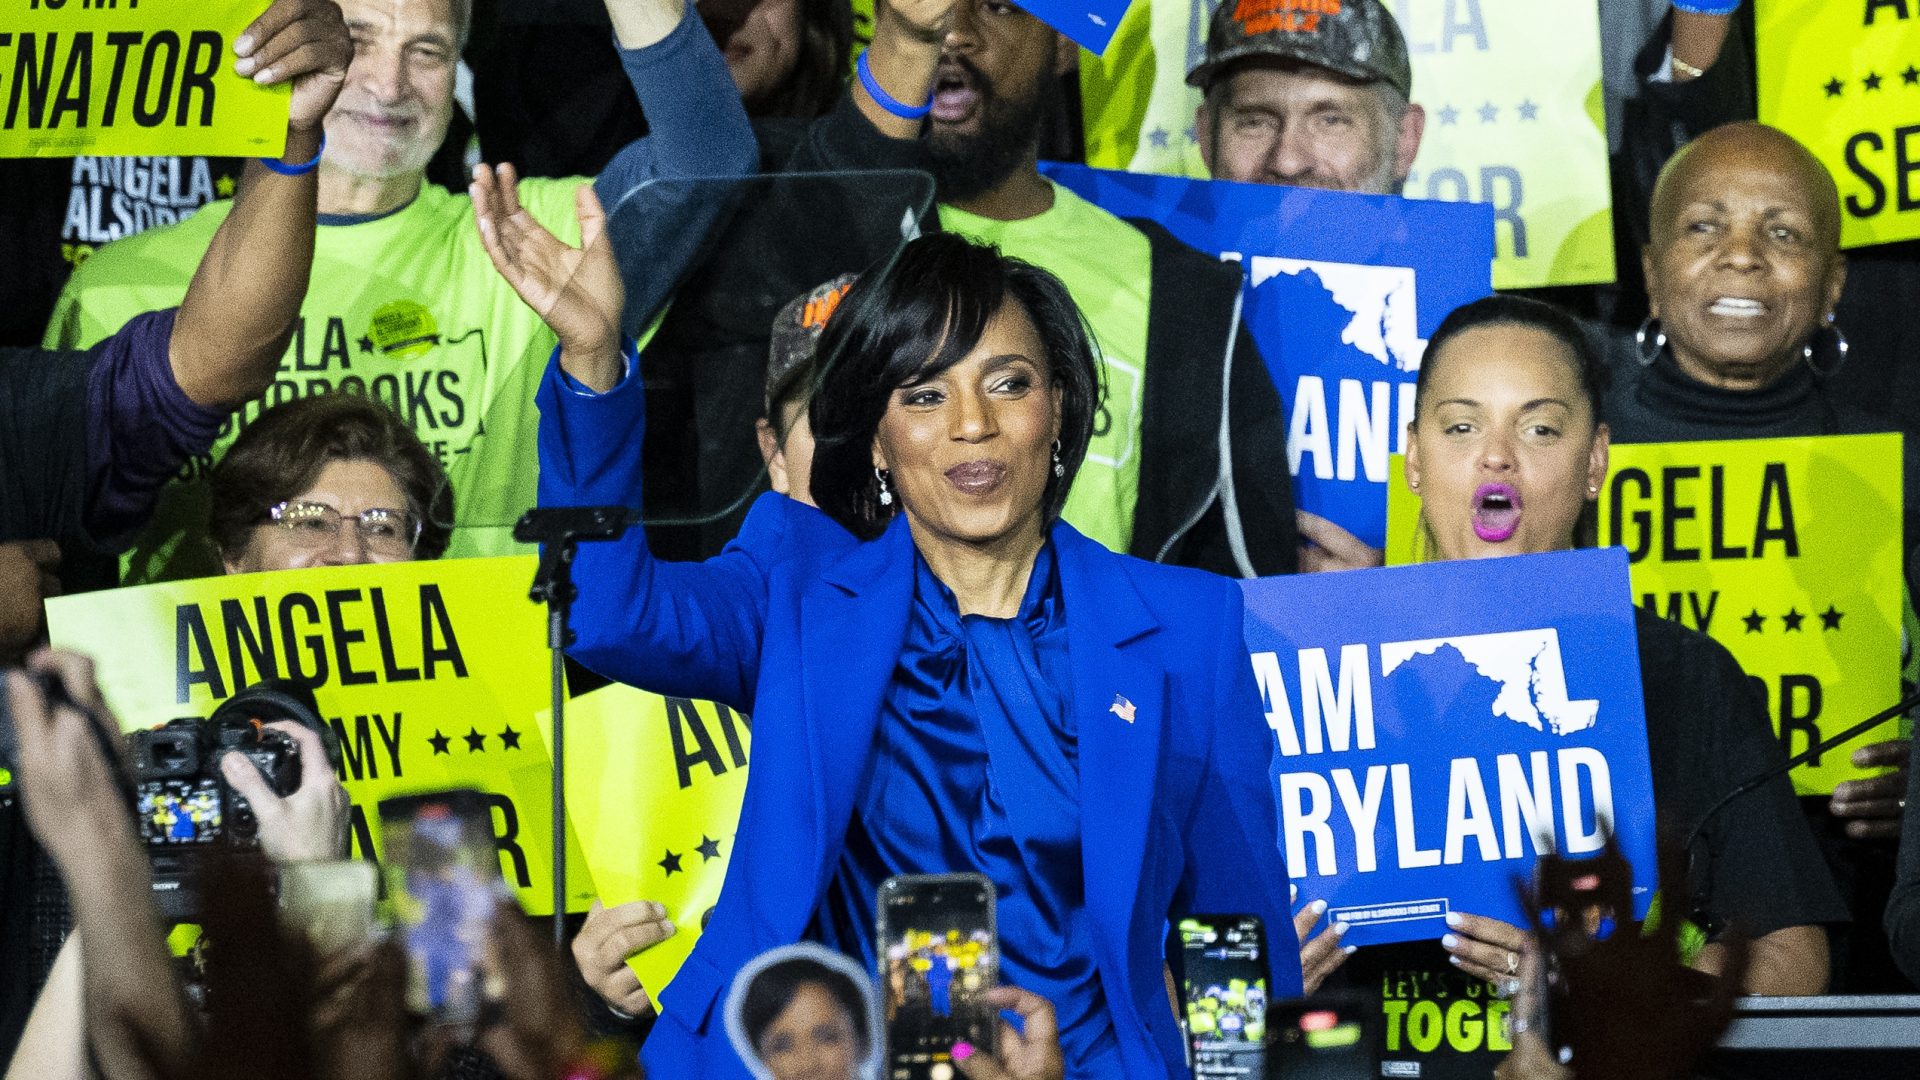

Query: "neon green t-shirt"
<box><xmin>939</xmin><ymin>182</ymin><xmax>1151</xmax><ymax>556</ymax></box>
<box><xmin>44</xmin><ymin>178</ymin><xmax>585</xmax><ymax>583</ymax></box>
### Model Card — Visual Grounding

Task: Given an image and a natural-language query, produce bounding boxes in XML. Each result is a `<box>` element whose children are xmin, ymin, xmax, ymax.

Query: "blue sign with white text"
<box><xmin>1043</xmin><ymin>164</ymin><xmax>1494</xmax><ymax>549</ymax></box>
<box><xmin>1019</xmin><ymin>0</ymin><xmax>1132</xmax><ymax>53</ymax></box>
<box><xmin>1237</xmin><ymin>549</ymin><xmax>1657</xmax><ymax>947</ymax></box>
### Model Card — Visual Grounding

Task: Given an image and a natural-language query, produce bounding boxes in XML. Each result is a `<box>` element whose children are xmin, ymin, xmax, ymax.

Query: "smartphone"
<box><xmin>877</xmin><ymin>873</ymin><xmax>998</xmax><ymax>1079</ymax></box>
<box><xmin>1265</xmin><ymin>992</ymin><xmax>1375</xmax><ymax>1080</ymax></box>
<box><xmin>377</xmin><ymin>789</ymin><xmax>510</xmax><ymax>1025</ymax></box>
<box><xmin>1169</xmin><ymin>915</ymin><xmax>1270</xmax><ymax>1079</ymax></box>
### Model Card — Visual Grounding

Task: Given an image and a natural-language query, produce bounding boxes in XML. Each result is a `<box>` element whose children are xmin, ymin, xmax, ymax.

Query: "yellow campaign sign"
<box><xmin>1</xmin><ymin>0</ymin><xmax>289</xmax><ymax>159</ymax></box>
<box><xmin>1386</xmin><ymin>435</ymin><xmax>1905</xmax><ymax>794</ymax></box>
<box><xmin>1756</xmin><ymin>0</ymin><xmax>1920</xmax><ymax>248</ymax></box>
<box><xmin>543</xmin><ymin>684</ymin><xmax>751</xmax><ymax>1008</ymax></box>
<box><xmin>44</xmin><ymin>556</ymin><xmax>597</xmax><ymax>915</ymax></box>
<box><xmin>1078</xmin><ymin>0</ymin><xmax>1614</xmax><ymax>289</ymax></box>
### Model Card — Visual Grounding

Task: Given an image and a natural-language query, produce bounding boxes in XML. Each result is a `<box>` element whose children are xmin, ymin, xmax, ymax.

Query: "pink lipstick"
<box><xmin>945</xmin><ymin>460</ymin><xmax>1006</xmax><ymax>496</ymax></box>
<box><xmin>1472</xmin><ymin>482</ymin><xmax>1522</xmax><ymax>542</ymax></box>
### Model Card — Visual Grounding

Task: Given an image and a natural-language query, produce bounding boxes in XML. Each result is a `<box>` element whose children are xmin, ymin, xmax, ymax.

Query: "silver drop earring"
<box><xmin>875</xmin><ymin>466</ymin><xmax>893</xmax><ymax>507</ymax></box>
<box><xmin>1051</xmin><ymin>440</ymin><xmax>1064</xmax><ymax>478</ymax></box>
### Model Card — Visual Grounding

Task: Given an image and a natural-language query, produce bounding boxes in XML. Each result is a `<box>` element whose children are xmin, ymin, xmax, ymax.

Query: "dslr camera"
<box><xmin>127</xmin><ymin>680</ymin><xmax>336</xmax><ymax>921</ymax></box>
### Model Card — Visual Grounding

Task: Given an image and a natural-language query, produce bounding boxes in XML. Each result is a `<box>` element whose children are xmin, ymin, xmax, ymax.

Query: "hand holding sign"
<box><xmin>1829</xmin><ymin>739</ymin><xmax>1913</xmax><ymax>841</ymax></box>
<box><xmin>572</xmin><ymin>898</ymin><xmax>677</xmax><ymax>1017</ymax></box>
<box><xmin>231</xmin><ymin>0</ymin><xmax>352</xmax><ymax>135</ymax></box>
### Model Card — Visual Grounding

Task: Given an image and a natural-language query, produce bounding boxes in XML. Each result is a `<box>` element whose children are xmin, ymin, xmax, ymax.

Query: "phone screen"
<box><xmin>1171</xmin><ymin>915</ymin><xmax>1269</xmax><ymax>1079</ymax></box>
<box><xmin>377</xmin><ymin>790</ymin><xmax>509</xmax><ymax>1025</ymax></box>
<box><xmin>877</xmin><ymin>873</ymin><xmax>998</xmax><ymax>1080</ymax></box>
<box><xmin>1265</xmin><ymin>992</ymin><xmax>1375</xmax><ymax>1080</ymax></box>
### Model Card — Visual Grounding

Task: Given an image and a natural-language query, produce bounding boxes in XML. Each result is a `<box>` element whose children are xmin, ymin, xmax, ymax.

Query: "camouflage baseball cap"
<box><xmin>1187</xmin><ymin>0</ymin><xmax>1412</xmax><ymax>100</ymax></box>
<box><xmin>766</xmin><ymin>273</ymin><xmax>858</xmax><ymax>417</ymax></box>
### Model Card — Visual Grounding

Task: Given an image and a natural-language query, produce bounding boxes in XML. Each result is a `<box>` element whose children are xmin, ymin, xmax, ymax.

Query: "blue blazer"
<box><xmin>538</xmin><ymin>359</ymin><xmax>1303</xmax><ymax>1078</ymax></box>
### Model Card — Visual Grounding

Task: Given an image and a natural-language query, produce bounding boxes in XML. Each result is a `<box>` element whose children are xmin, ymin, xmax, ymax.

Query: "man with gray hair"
<box><xmin>1189</xmin><ymin>0</ymin><xmax>1424</xmax><ymax>194</ymax></box>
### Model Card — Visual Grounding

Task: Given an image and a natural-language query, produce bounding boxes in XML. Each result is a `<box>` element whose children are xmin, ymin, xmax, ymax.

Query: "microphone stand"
<box><xmin>514</xmin><ymin>506</ymin><xmax>638</xmax><ymax>946</ymax></box>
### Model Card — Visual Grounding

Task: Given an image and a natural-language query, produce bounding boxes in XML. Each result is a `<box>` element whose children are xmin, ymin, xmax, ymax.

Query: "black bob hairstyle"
<box><xmin>739</xmin><ymin>955</ymin><xmax>874</xmax><ymax>1060</ymax></box>
<box><xmin>807</xmin><ymin>233</ymin><xmax>1104</xmax><ymax>540</ymax></box>
<box><xmin>1411</xmin><ymin>294</ymin><xmax>1609</xmax><ymax>427</ymax></box>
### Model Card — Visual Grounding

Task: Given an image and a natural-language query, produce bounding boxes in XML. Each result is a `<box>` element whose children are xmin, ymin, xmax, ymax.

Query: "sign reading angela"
<box><xmin>1238</xmin><ymin>548</ymin><xmax>1658</xmax><ymax>946</ymax></box>
<box><xmin>45</xmin><ymin>556</ymin><xmax>597</xmax><ymax>915</ymax></box>
<box><xmin>0</xmin><ymin>0</ymin><xmax>289</xmax><ymax>158</ymax></box>
<box><xmin>1042</xmin><ymin>162</ymin><xmax>1492</xmax><ymax>548</ymax></box>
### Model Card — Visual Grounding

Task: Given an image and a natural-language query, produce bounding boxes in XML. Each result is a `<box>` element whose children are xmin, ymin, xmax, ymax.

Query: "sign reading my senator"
<box><xmin>45</xmin><ymin>556</ymin><xmax>596</xmax><ymax>915</ymax></box>
<box><xmin>1043</xmin><ymin>162</ymin><xmax>1492</xmax><ymax>549</ymax></box>
<box><xmin>1239</xmin><ymin>549</ymin><xmax>1658</xmax><ymax>947</ymax></box>
<box><xmin>1757</xmin><ymin>0</ymin><xmax>1920</xmax><ymax>248</ymax></box>
<box><xmin>1</xmin><ymin>0</ymin><xmax>289</xmax><ymax>159</ymax></box>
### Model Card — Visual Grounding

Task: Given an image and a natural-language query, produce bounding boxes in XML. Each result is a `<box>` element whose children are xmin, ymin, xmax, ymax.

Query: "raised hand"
<box><xmin>233</xmin><ymin>0</ymin><xmax>352</xmax><ymax>134</ymax></box>
<box><xmin>472</xmin><ymin>163</ymin><xmax>628</xmax><ymax>392</ymax></box>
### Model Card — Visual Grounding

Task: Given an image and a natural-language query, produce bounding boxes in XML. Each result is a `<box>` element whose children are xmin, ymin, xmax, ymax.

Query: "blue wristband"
<box><xmin>260</xmin><ymin>133</ymin><xmax>326</xmax><ymax>176</ymax></box>
<box><xmin>1670</xmin><ymin>0</ymin><xmax>1742</xmax><ymax>14</ymax></box>
<box><xmin>856</xmin><ymin>50</ymin><xmax>931</xmax><ymax>121</ymax></box>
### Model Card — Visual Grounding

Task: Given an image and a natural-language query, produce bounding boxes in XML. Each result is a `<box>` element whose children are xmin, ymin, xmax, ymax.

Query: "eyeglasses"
<box><xmin>267</xmin><ymin>500</ymin><xmax>421</xmax><ymax>557</ymax></box>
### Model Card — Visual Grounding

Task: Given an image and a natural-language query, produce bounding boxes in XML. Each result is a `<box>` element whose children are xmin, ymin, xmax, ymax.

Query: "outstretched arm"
<box><xmin>170</xmin><ymin>0</ymin><xmax>350</xmax><ymax>407</ymax></box>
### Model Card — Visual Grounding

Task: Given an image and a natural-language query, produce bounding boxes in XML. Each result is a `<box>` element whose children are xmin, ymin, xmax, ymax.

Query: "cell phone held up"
<box><xmin>378</xmin><ymin>789</ymin><xmax>513</xmax><ymax>1027</ymax></box>
<box><xmin>1169</xmin><ymin>914</ymin><xmax>1271</xmax><ymax>1080</ymax></box>
<box><xmin>877</xmin><ymin>873</ymin><xmax>999</xmax><ymax>1080</ymax></box>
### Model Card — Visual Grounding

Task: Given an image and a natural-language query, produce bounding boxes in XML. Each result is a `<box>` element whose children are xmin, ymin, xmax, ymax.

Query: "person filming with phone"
<box><xmin>476</xmin><ymin>160</ymin><xmax>1303</xmax><ymax>1077</ymax></box>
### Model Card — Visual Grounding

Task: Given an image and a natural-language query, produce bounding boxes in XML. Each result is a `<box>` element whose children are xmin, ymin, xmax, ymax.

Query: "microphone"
<box><xmin>1680</xmin><ymin>689</ymin><xmax>1920</xmax><ymax>927</ymax></box>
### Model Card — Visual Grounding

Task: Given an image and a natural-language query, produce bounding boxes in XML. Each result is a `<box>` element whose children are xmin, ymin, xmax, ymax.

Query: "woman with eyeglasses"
<box><xmin>208</xmin><ymin>393</ymin><xmax>453</xmax><ymax>573</ymax></box>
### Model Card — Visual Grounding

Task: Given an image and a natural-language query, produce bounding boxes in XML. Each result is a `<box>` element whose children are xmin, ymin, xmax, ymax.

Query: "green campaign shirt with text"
<box><xmin>44</xmin><ymin>178</ymin><xmax>585</xmax><ymax>582</ymax></box>
<box><xmin>940</xmin><ymin>182</ymin><xmax>1151</xmax><ymax>556</ymax></box>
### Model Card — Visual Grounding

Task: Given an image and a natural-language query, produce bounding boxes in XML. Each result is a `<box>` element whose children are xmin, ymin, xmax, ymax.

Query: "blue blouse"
<box><xmin>812</xmin><ymin>543</ymin><xmax>1121</xmax><ymax>1074</ymax></box>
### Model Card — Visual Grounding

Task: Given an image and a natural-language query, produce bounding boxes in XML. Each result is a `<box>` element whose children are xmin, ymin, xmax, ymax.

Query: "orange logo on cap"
<box><xmin>801</xmin><ymin>282</ymin><xmax>854</xmax><ymax>331</ymax></box>
<box><xmin>1232</xmin><ymin>0</ymin><xmax>1340</xmax><ymax>36</ymax></box>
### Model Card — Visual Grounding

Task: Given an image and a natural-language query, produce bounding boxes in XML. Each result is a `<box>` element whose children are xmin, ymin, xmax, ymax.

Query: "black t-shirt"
<box><xmin>1342</xmin><ymin>608</ymin><xmax>1846</xmax><ymax>1079</ymax></box>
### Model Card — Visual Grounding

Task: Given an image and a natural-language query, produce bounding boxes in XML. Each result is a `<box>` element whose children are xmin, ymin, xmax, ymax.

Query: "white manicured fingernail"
<box><xmin>1445</xmin><ymin>912</ymin><xmax>1463</xmax><ymax>928</ymax></box>
<box><xmin>1343</xmin><ymin>944</ymin><xmax>1358</xmax><ymax>955</ymax></box>
<box><xmin>1310</xmin><ymin>900</ymin><xmax>1327</xmax><ymax>915</ymax></box>
<box><xmin>1332</xmin><ymin>922</ymin><xmax>1349</xmax><ymax>936</ymax></box>
<box><xmin>1441</xmin><ymin>934</ymin><xmax>1460</xmax><ymax>950</ymax></box>
<box><xmin>235</xmin><ymin>34</ymin><xmax>255</xmax><ymax>53</ymax></box>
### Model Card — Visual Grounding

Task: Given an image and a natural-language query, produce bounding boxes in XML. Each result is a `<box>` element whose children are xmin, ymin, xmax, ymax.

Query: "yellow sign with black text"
<box><xmin>542</xmin><ymin>684</ymin><xmax>752</xmax><ymax>1008</ymax></box>
<box><xmin>44</xmin><ymin>556</ymin><xmax>597</xmax><ymax>914</ymax></box>
<box><xmin>1</xmin><ymin>0</ymin><xmax>288</xmax><ymax>158</ymax></box>
<box><xmin>1386</xmin><ymin>435</ymin><xmax>1905</xmax><ymax>795</ymax></box>
<box><xmin>1757</xmin><ymin>0</ymin><xmax>1920</xmax><ymax>248</ymax></box>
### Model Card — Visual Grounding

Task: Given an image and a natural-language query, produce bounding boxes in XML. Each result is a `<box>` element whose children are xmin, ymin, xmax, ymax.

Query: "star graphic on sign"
<box><xmin>1438</xmin><ymin>104</ymin><xmax>1460</xmax><ymax>126</ymax></box>
<box><xmin>1147</xmin><ymin>127</ymin><xmax>1169</xmax><ymax>149</ymax></box>
<box><xmin>1824</xmin><ymin>77</ymin><xmax>1845</xmax><ymax>98</ymax></box>
<box><xmin>358</xmin><ymin>335</ymin><xmax>375</xmax><ymax>353</ymax></box>
<box><xmin>1780</xmin><ymin>608</ymin><xmax>1805</xmax><ymax>632</ymax></box>
<box><xmin>1904</xmin><ymin>65</ymin><xmax>1919</xmax><ymax>86</ymax></box>
<box><xmin>215</xmin><ymin>174</ymin><xmax>236</xmax><ymax>198</ymax></box>
<box><xmin>1820</xmin><ymin>605</ymin><xmax>1845</xmax><ymax>631</ymax></box>
<box><xmin>1742</xmin><ymin>609</ymin><xmax>1766</xmax><ymax>633</ymax></box>
<box><xmin>464</xmin><ymin>727</ymin><xmax>487</xmax><ymax>752</ymax></box>
<box><xmin>428</xmin><ymin>730</ymin><xmax>452</xmax><ymax>755</ymax></box>
<box><xmin>696</xmin><ymin>835</ymin><xmax>722</xmax><ymax>862</ymax></box>
<box><xmin>658</xmin><ymin>849</ymin><xmax>683</xmax><ymax>876</ymax></box>
<box><xmin>498</xmin><ymin>724</ymin><xmax>521</xmax><ymax>750</ymax></box>
<box><xmin>1865</xmin><ymin>71</ymin><xmax>1885</xmax><ymax>91</ymax></box>
<box><xmin>1517</xmin><ymin>99</ymin><xmax>1539</xmax><ymax>121</ymax></box>
<box><xmin>1478</xmin><ymin>101</ymin><xmax>1499</xmax><ymax>124</ymax></box>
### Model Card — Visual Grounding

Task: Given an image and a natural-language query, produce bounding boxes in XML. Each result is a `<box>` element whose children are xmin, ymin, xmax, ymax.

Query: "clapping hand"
<box><xmin>472</xmin><ymin>163</ymin><xmax>628</xmax><ymax>392</ymax></box>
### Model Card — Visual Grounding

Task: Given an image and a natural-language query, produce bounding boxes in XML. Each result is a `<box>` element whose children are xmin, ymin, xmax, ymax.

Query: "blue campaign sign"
<box><xmin>1042</xmin><ymin>163</ymin><xmax>1494</xmax><ymax>548</ymax></box>
<box><xmin>1020</xmin><ymin>0</ymin><xmax>1131</xmax><ymax>53</ymax></box>
<box><xmin>1237</xmin><ymin>549</ymin><xmax>1657</xmax><ymax>948</ymax></box>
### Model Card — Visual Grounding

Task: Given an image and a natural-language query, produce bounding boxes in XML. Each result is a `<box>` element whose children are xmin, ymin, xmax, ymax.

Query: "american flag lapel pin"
<box><xmin>1109</xmin><ymin>693</ymin><xmax>1136</xmax><ymax>724</ymax></box>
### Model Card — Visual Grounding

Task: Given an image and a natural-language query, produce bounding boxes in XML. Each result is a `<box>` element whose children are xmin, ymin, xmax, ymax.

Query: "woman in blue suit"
<box><xmin>474</xmin><ymin>168</ymin><xmax>1302</xmax><ymax>1078</ymax></box>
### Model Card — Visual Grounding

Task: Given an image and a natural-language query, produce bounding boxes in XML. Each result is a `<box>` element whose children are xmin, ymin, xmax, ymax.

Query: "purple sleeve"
<box><xmin>82</xmin><ymin>308</ymin><xmax>229</xmax><ymax>550</ymax></box>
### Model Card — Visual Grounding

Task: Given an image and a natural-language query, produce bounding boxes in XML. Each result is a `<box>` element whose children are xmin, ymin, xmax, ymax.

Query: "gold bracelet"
<box><xmin>1672</xmin><ymin>55</ymin><xmax>1708</xmax><ymax>79</ymax></box>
